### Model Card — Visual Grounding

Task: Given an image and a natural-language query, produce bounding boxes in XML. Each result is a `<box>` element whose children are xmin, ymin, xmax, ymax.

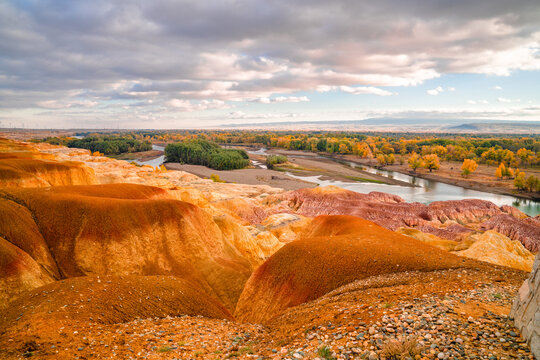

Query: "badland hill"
<box><xmin>0</xmin><ymin>137</ymin><xmax>537</xmax><ymax>359</ymax></box>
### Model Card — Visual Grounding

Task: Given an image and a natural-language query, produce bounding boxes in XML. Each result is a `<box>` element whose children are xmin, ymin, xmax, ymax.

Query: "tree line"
<box><xmin>43</xmin><ymin>135</ymin><xmax>152</xmax><ymax>155</ymax></box>
<box><xmin>164</xmin><ymin>139</ymin><xmax>249</xmax><ymax>170</ymax></box>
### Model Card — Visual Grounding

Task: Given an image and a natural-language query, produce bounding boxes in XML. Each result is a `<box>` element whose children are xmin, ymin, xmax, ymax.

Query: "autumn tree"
<box><xmin>422</xmin><ymin>154</ymin><xmax>440</xmax><ymax>172</ymax></box>
<box><xmin>408</xmin><ymin>152</ymin><xmax>423</xmax><ymax>173</ymax></box>
<box><xmin>461</xmin><ymin>159</ymin><xmax>478</xmax><ymax>177</ymax></box>
<box><xmin>525</xmin><ymin>175</ymin><xmax>540</xmax><ymax>192</ymax></box>
<box><xmin>495</xmin><ymin>162</ymin><xmax>514</xmax><ymax>179</ymax></box>
<box><xmin>516</xmin><ymin>148</ymin><xmax>536</xmax><ymax>168</ymax></box>
<box><xmin>514</xmin><ymin>170</ymin><xmax>526</xmax><ymax>190</ymax></box>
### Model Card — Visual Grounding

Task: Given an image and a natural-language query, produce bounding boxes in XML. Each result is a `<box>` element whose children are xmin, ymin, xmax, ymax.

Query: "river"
<box><xmin>133</xmin><ymin>145</ymin><xmax>165</xmax><ymax>168</ymax></box>
<box><xmin>248</xmin><ymin>148</ymin><xmax>540</xmax><ymax>216</ymax></box>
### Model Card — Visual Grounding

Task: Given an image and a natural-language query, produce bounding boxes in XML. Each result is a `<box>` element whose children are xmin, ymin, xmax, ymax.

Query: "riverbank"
<box><xmin>109</xmin><ymin>149</ymin><xmax>164</xmax><ymax>162</ymax></box>
<box><xmin>241</xmin><ymin>147</ymin><xmax>414</xmax><ymax>187</ymax></box>
<box><xmin>164</xmin><ymin>163</ymin><xmax>316</xmax><ymax>191</ymax></box>
<box><xmin>334</xmin><ymin>154</ymin><xmax>540</xmax><ymax>202</ymax></box>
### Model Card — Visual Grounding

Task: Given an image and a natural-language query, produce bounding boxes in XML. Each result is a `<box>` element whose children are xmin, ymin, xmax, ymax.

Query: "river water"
<box><xmin>133</xmin><ymin>145</ymin><xmax>165</xmax><ymax>168</ymax></box>
<box><xmin>247</xmin><ymin>148</ymin><xmax>540</xmax><ymax>216</ymax></box>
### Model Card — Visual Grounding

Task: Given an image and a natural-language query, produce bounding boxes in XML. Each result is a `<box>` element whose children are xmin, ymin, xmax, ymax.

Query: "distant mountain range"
<box><xmin>219</xmin><ymin>118</ymin><xmax>540</xmax><ymax>133</ymax></box>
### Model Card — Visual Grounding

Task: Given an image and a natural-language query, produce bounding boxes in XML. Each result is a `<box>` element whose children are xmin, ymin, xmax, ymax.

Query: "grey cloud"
<box><xmin>1</xmin><ymin>0</ymin><xmax>539</xmax><ymax>124</ymax></box>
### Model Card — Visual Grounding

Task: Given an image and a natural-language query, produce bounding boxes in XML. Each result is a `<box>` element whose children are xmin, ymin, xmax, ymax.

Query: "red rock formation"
<box><xmin>235</xmin><ymin>215</ymin><xmax>479</xmax><ymax>323</ymax></box>
<box><xmin>0</xmin><ymin>184</ymin><xmax>256</xmax><ymax>311</ymax></box>
<box><xmin>212</xmin><ymin>198</ymin><xmax>267</xmax><ymax>225</ymax></box>
<box><xmin>0</xmin><ymin>237</ymin><xmax>55</xmax><ymax>307</ymax></box>
<box><xmin>268</xmin><ymin>186</ymin><xmax>539</xmax><ymax>245</ymax></box>
<box><xmin>481</xmin><ymin>214</ymin><xmax>540</xmax><ymax>252</ymax></box>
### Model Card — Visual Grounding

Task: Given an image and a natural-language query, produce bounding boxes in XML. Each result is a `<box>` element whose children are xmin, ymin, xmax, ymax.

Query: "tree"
<box><xmin>376</xmin><ymin>154</ymin><xmax>387</xmax><ymax>166</ymax></box>
<box><xmin>525</xmin><ymin>175</ymin><xmax>540</xmax><ymax>192</ymax></box>
<box><xmin>495</xmin><ymin>162</ymin><xmax>514</xmax><ymax>179</ymax></box>
<box><xmin>516</xmin><ymin>148</ymin><xmax>536</xmax><ymax>168</ymax></box>
<box><xmin>422</xmin><ymin>154</ymin><xmax>440</xmax><ymax>172</ymax></box>
<box><xmin>408</xmin><ymin>152</ymin><xmax>423</xmax><ymax>173</ymax></box>
<box><xmin>514</xmin><ymin>170</ymin><xmax>526</xmax><ymax>190</ymax></box>
<box><xmin>461</xmin><ymin>159</ymin><xmax>478</xmax><ymax>177</ymax></box>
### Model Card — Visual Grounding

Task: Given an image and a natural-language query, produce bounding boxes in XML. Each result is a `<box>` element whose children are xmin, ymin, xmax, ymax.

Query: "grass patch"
<box><xmin>157</xmin><ymin>346</ymin><xmax>173</xmax><ymax>353</ymax></box>
<box><xmin>317</xmin><ymin>345</ymin><xmax>335</xmax><ymax>360</ymax></box>
<box><xmin>344</xmin><ymin>175</ymin><xmax>385</xmax><ymax>184</ymax></box>
<box><xmin>380</xmin><ymin>337</ymin><xmax>422</xmax><ymax>359</ymax></box>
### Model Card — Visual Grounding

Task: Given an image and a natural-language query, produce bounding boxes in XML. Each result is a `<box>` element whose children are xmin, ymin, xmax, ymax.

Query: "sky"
<box><xmin>1</xmin><ymin>0</ymin><xmax>540</xmax><ymax>129</ymax></box>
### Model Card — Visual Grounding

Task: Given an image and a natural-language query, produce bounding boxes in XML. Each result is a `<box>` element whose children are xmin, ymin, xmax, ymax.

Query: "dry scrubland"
<box><xmin>0</xmin><ymin>136</ymin><xmax>539</xmax><ymax>359</ymax></box>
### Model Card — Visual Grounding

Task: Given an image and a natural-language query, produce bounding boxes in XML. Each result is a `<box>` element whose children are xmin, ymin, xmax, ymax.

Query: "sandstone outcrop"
<box><xmin>481</xmin><ymin>214</ymin><xmax>540</xmax><ymax>252</ymax></box>
<box><xmin>0</xmin><ymin>237</ymin><xmax>55</xmax><ymax>308</ymax></box>
<box><xmin>0</xmin><ymin>156</ymin><xmax>97</xmax><ymax>188</ymax></box>
<box><xmin>235</xmin><ymin>215</ymin><xmax>481</xmax><ymax>323</ymax></box>
<box><xmin>0</xmin><ymin>184</ymin><xmax>259</xmax><ymax>311</ymax></box>
<box><xmin>455</xmin><ymin>231</ymin><xmax>535</xmax><ymax>272</ymax></box>
<box><xmin>398</xmin><ymin>228</ymin><xmax>534</xmax><ymax>271</ymax></box>
<box><xmin>511</xmin><ymin>254</ymin><xmax>540</xmax><ymax>358</ymax></box>
<box><xmin>260</xmin><ymin>213</ymin><xmax>312</xmax><ymax>243</ymax></box>
<box><xmin>268</xmin><ymin>186</ymin><xmax>540</xmax><ymax>249</ymax></box>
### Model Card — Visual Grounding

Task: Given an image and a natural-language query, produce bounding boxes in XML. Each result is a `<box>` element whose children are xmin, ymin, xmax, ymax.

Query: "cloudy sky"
<box><xmin>1</xmin><ymin>0</ymin><xmax>540</xmax><ymax>129</ymax></box>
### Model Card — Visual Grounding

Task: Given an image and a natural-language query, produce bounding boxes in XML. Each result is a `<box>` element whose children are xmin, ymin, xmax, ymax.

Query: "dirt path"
<box><xmin>164</xmin><ymin>163</ymin><xmax>316</xmax><ymax>191</ymax></box>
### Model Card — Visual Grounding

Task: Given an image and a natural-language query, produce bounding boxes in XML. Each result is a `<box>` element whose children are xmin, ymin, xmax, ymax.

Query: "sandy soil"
<box><xmin>263</xmin><ymin>152</ymin><xmax>413</xmax><ymax>187</ymax></box>
<box><xmin>226</xmin><ymin>146</ymin><xmax>413</xmax><ymax>187</ymax></box>
<box><xmin>164</xmin><ymin>163</ymin><xmax>316</xmax><ymax>191</ymax></box>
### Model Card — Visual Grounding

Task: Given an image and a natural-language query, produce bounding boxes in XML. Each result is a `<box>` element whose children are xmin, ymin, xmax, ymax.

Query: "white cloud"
<box><xmin>167</xmin><ymin>99</ymin><xmax>230</xmax><ymax>112</ymax></box>
<box><xmin>317</xmin><ymin>85</ymin><xmax>393</xmax><ymax>96</ymax></box>
<box><xmin>253</xmin><ymin>96</ymin><xmax>310</xmax><ymax>103</ymax></box>
<box><xmin>447</xmin><ymin>87</ymin><xmax>456</xmax><ymax>91</ymax></box>
<box><xmin>427</xmin><ymin>86</ymin><xmax>444</xmax><ymax>95</ymax></box>
<box><xmin>493</xmin><ymin>86</ymin><xmax>503</xmax><ymax>90</ymax></box>
<box><xmin>497</xmin><ymin>97</ymin><xmax>520</xmax><ymax>103</ymax></box>
<box><xmin>36</xmin><ymin>100</ymin><xmax>97</xmax><ymax>109</ymax></box>
<box><xmin>467</xmin><ymin>99</ymin><xmax>489</xmax><ymax>104</ymax></box>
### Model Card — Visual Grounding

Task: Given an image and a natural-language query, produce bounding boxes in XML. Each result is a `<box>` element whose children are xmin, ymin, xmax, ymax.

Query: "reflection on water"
<box><xmin>133</xmin><ymin>145</ymin><xmax>165</xmax><ymax>168</ymax></box>
<box><xmin>251</xmin><ymin>160</ymin><xmax>267</xmax><ymax>169</ymax></box>
<box><xmin>247</xmin><ymin>147</ymin><xmax>540</xmax><ymax>216</ymax></box>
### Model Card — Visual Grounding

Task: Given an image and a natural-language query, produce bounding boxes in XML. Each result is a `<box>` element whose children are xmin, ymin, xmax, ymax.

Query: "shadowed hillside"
<box><xmin>0</xmin><ymin>183</ymin><xmax>256</xmax><ymax>311</ymax></box>
<box><xmin>235</xmin><ymin>215</ymin><xmax>486</xmax><ymax>323</ymax></box>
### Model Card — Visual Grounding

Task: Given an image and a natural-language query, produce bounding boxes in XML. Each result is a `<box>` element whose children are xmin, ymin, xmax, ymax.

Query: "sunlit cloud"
<box><xmin>427</xmin><ymin>86</ymin><xmax>444</xmax><ymax>95</ymax></box>
<box><xmin>0</xmin><ymin>0</ymin><xmax>539</xmax><ymax>126</ymax></box>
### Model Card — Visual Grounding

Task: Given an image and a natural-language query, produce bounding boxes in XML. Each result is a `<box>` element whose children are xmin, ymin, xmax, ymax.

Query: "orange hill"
<box><xmin>235</xmin><ymin>215</ymin><xmax>486</xmax><ymax>323</ymax></box>
<box><xmin>0</xmin><ymin>183</ymin><xmax>256</xmax><ymax>311</ymax></box>
<box><xmin>0</xmin><ymin>139</ymin><xmax>97</xmax><ymax>188</ymax></box>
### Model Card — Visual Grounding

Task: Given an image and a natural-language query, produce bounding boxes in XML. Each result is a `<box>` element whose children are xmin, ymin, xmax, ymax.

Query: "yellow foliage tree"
<box><xmin>422</xmin><ymin>154</ymin><xmax>440</xmax><ymax>172</ymax></box>
<box><xmin>408</xmin><ymin>152</ymin><xmax>423</xmax><ymax>173</ymax></box>
<box><xmin>461</xmin><ymin>159</ymin><xmax>478</xmax><ymax>177</ymax></box>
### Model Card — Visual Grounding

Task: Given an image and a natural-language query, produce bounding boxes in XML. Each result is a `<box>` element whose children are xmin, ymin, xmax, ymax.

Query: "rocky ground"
<box><xmin>0</xmin><ymin>137</ymin><xmax>538</xmax><ymax>359</ymax></box>
<box><xmin>0</xmin><ymin>272</ymin><xmax>531</xmax><ymax>359</ymax></box>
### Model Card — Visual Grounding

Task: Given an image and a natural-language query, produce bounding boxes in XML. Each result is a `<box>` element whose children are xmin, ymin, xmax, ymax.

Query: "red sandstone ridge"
<box><xmin>234</xmin><ymin>215</ymin><xmax>481</xmax><ymax>324</ymax></box>
<box><xmin>481</xmin><ymin>214</ymin><xmax>540</xmax><ymax>252</ymax></box>
<box><xmin>0</xmin><ymin>183</ymin><xmax>258</xmax><ymax>311</ymax></box>
<box><xmin>266</xmin><ymin>186</ymin><xmax>539</xmax><ymax>249</ymax></box>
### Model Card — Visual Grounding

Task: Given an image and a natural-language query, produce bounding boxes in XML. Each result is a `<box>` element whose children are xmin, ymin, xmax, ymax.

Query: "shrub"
<box><xmin>380</xmin><ymin>337</ymin><xmax>422</xmax><ymax>359</ymax></box>
<box><xmin>210</xmin><ymin>174</ymin><xmax>225</xmax><ymax>182</ymax></box>
<box><xmin>265</xmin><ymin>155</ymin><xmax>288</xmax><ymax>169</ymax></box>
<box><xmin>317</xmin><ymin>345</ymin><xmax>335</xmax><ymax>360</ymax></box>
